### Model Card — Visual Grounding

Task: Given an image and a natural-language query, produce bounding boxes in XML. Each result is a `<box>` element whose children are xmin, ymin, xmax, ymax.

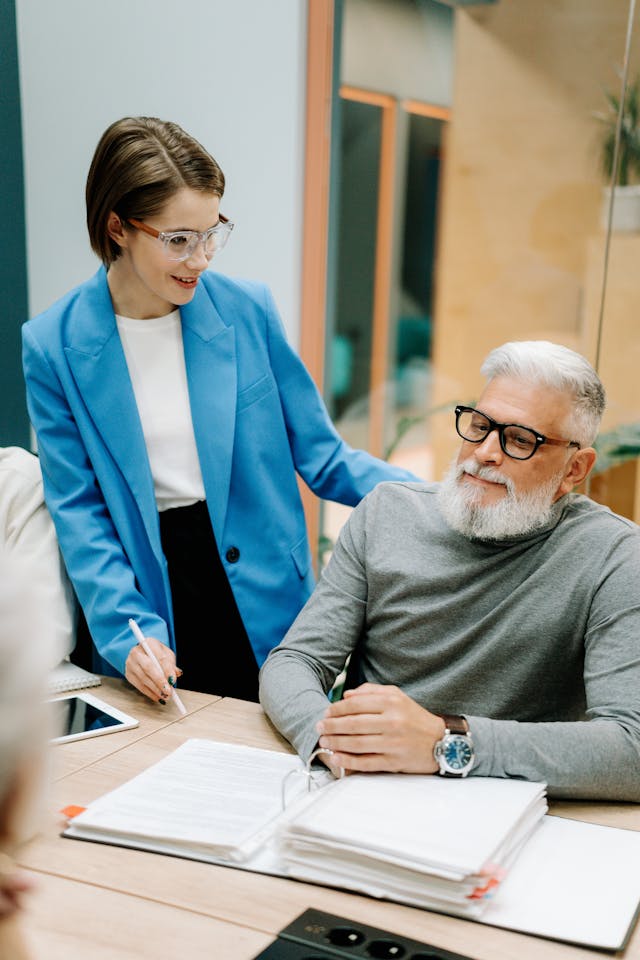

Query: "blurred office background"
<box><xmin>3</xmin><ymin>0</ymin><xmax>639</xmax><ymax>556</ymax></box>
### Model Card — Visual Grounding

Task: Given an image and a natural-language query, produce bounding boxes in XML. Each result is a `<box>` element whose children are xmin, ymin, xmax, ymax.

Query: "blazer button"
<box><xmin>226</xmin><ymin>546</ymin><xmax>240</xmax><ymax>563</ymax></box>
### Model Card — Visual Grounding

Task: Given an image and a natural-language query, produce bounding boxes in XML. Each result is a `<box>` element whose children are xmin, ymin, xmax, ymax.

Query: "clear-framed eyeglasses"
<box><xmin>454</xmin><ymin>405</ymin><xmax>581</xmax><ymax>461</ymax></box>
<box><xmin>127</xmin><ymin>214</ymin><xmax>234</xmax><ymax>262</ymax></box>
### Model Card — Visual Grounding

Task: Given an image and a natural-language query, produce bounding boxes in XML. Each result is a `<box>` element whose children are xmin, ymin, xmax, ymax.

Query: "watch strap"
<box><xmin>438</xmin><ymin>713</ymin><xmax>469</xmax><ymax>735</ymax></box>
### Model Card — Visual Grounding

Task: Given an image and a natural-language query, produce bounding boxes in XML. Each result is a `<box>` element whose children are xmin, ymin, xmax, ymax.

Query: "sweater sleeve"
<box><xmin>260</xmin><ymin>496</ymin><xmax>370</xmax><ymax>759</ymax></box>
<box><xmin>468</xmin><ymin>528</ymin><xmax>640</xmax><ymax>801</ymax></box>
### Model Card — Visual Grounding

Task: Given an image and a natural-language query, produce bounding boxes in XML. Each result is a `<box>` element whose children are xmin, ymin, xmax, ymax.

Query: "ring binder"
<box><xmin>61</xmin><ymin>738</ymin><xmax>640</xmax><ymax>950</ymax></box>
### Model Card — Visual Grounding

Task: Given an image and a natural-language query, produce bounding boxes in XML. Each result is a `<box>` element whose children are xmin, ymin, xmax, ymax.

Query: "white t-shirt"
<box><xmin>116</xmin><ymin>311</ymin><xmax>206</xmax><ymax>510</ymax></box>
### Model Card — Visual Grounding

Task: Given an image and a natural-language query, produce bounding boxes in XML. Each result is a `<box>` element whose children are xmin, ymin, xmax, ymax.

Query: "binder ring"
<box><xmin>281</xmin><ymin>748</ymin><xmax>345</xmax><ymax>810</ymax></box>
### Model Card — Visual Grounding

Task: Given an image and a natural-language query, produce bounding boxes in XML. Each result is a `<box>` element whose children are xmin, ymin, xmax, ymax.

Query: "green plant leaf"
<box><xmin>593</xmin><ymin>421</ymin><xmax>640</xmax><ymax>473</ymax></box>
<box><xmin>597</xmin><ymin>75</ymin><xmax>640</xmax><ymax>186</ymax></box>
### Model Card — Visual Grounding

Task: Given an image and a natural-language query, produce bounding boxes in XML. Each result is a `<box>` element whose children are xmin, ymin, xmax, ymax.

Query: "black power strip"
<box><xmin>251</xmin><ymin>907</ymin><xmax>475</xmax><ymax>959</ymax></box>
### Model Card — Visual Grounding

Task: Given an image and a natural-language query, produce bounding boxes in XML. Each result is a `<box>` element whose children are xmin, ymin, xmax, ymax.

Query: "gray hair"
<box><xmin>481</xmin><ymin>340</ymin><xmax>605</xmax><ymax>447</ymax></box>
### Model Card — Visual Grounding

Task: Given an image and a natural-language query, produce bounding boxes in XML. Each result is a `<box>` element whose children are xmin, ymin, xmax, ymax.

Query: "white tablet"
<box><xmin>49</xmin><ymin>691</ymin><xmax>139</xmax><ymax>744</ymax></box>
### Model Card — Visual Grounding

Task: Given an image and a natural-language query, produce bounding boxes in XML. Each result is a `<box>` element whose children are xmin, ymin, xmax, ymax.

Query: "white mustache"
<box><xmin>456</xmin><ymin>458</ymin><xmax>515</xmax><ymax>494</ymax></box>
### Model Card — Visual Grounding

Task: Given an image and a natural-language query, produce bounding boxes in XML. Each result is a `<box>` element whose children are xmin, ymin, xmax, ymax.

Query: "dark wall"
<box><xmin>0</xmin><ymin>0</ymin><xmax>30</xmax><ymax>447</ymax></box>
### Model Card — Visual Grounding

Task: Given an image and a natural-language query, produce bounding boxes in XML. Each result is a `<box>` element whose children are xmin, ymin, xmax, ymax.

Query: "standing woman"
<box><xmin>23</xmin><ymin>117</ymin><xmax>417</xmax><ymax>704</ymax></box>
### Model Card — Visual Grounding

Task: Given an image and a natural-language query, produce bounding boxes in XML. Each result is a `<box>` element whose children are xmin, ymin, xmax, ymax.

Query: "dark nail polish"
<box><xmin>168</xmin><ymin>676</ymin><xmax>176</xmax><ymax>687</ymax></box>
<box><xmin>158</xmin><ymin>698</ymin><xmax>166</xmax><ymax>706</ymax></box>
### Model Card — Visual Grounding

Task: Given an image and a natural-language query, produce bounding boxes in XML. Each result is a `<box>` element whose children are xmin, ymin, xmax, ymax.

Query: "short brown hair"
<box><xmin>86</xmin><ymin>117</ymin><xmax>226</xmax><ymax>266</ymax></box>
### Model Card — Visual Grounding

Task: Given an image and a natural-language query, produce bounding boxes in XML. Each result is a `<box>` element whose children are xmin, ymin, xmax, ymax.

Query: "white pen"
<box><xmin>128</xmin><ymin>618</ymin><xmax>187</xmax><ymax>717</ymax></box>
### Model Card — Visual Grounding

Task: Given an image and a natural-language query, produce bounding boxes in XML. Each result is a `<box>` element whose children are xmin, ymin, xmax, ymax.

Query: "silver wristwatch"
<box><xmin>433</xmin><ymin>714</ymin><xmax>474</xmax><ymax>777</ymax></box>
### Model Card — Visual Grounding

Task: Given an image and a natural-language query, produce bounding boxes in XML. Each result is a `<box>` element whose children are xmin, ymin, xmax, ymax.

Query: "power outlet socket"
<box><xmin>250</xmin><ymin>907</ymin><xmax>474</xmax><ymax>959</ymax></box>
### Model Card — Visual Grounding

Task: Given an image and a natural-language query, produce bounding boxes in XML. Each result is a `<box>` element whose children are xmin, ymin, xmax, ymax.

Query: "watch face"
<box><xmin>442</xmin><ymin>734</ymin><xmax>474</xmax><ymax>773</ymax></box>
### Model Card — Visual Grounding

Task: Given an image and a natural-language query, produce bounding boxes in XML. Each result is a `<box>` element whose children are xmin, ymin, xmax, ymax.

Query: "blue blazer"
<box><xmin>22</xmin><ymin>268</ymin><xmax>417</xmax><ymax>676</ymax></box>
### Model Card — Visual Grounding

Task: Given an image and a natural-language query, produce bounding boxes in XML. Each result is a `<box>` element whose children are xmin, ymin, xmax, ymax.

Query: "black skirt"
<box><xmin>158</xmin><ymin>500</ymin><xmax>259</xmax><ymax>701</ymax></box>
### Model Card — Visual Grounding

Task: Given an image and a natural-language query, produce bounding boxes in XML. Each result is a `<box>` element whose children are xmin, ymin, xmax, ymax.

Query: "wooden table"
<box><xmin>18</xmin><ymin>681</ymin><xmax>640</xmax><ymax>959</ymax></box>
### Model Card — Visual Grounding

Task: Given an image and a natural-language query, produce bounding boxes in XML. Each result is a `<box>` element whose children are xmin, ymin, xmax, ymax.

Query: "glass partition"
<box><xmin>329</xmin><ymin>98</ymin><xmax>381</xmax><ymax>440</ymax></box>
<box><xmin>322</xmin><ymin>0</ymin><xmax>640</xmax><ymax>557</ymax></box>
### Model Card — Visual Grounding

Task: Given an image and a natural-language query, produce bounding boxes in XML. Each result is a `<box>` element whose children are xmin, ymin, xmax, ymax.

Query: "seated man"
<box><xmin>260</xmin><ymin>340</ymin><xmax>640</xmax><ymax>801</ymax></box>
<box><xmin>0</xmin><ymin>447</ymin><xmax>75</xmax><ymax>666</ymax></box>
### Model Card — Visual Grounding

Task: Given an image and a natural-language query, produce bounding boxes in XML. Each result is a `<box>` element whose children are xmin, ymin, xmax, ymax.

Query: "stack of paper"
<box><xmin>65</xmin><ymin>740</ymin><xmax>308</xmax><ymax>865</ymax></box>
<box><xmin>280</xmin><ymin>773</ymin><xmax>547</xmax><ymax>917</ymax></box>
<box><xmin>62</xmin><ymin>738</ymin><xmax>640</xmax><ymax>949</ymax></box>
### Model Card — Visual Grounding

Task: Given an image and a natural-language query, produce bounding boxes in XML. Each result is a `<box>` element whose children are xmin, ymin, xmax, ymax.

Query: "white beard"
<box><xmin>437</xmin><ymin>457</ymin><xmax>565</xmax><ymax>541</ymax></box>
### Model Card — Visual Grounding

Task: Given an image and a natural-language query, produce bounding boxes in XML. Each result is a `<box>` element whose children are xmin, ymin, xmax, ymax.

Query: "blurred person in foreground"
<box><xmin>260</xmin><ymin>340</ymin><xmax>640</xmax><ymax>801</ymax></box>
<box><xmin>0</xmin><ymin>550</ymin><xmax>50</xmax><ymax>959</ymax></box>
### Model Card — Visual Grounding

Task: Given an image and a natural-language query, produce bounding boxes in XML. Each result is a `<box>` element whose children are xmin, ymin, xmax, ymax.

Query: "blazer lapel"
<box><xmin>64</xmin><ymin>270</ymin><xmax>161</xmax><ymax>554</ymax></box>
<box><xmin>181</xmin><ymin>280</ymin><xmax>237</xmax><ymax>540</ymax></box>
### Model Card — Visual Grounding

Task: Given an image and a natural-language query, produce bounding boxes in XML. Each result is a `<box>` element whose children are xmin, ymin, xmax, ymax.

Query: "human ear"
<box><xmin>556</xmin><ymin>447</ymin><xmax>597</xmax><ymax>498</ymax></box>
<box><xmin>106</xmin><ymin>212</ymin><xmax>128</xmax><ymax>250</ymax></box>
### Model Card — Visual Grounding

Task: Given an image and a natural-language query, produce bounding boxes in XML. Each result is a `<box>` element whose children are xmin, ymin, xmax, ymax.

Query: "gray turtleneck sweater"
<box><xmin>259</xmin><ymin>482</ymin><xmax>640</xmax><ymax>800</ymax></box>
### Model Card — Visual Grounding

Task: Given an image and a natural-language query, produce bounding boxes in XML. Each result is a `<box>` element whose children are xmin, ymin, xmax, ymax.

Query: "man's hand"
<box><xmin>125</xmin><ymin>636</ymin><xmax>181</xmax><ymax>704</ymax></box>
<box><xmin>315</xmin><ymin>683</ymin><xmax>446</xmax><ymax>774</ymax></box>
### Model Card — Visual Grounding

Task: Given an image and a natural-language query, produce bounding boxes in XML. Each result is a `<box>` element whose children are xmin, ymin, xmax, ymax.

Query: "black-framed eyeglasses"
<box><xmin>127</xmin><ymin>214</ymin><xmax>234</xmax><ymax>262</ymax></box>
<box><xmin>454</xmin><ymin>405</ymin><xmax>581</xmax><ymax>461</ymax></box>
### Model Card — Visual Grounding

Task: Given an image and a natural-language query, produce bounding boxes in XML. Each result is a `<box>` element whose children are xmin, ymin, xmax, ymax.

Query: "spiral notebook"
<box><xmin>48</xmin><ymin>660</ymin><xmax>102</xmax><ymax>695</ymax></box>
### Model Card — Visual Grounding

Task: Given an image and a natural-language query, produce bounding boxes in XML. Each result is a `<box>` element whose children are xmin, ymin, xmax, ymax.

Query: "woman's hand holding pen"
<box><xmin>125</xmin><ymin>633</ymin><xmax>181</xmax><ymax>704</ymax></box>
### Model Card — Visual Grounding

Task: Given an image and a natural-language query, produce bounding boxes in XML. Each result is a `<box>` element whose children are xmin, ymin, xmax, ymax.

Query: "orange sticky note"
<box><xmin>468</xmin><ymin>875</ymin><xmax>501</xmax><ymax>900</ymax></box>
<box><xmin>60</xmin><ymin>804</ymin><xmax>86</xmax><ymax>819</ymax></box>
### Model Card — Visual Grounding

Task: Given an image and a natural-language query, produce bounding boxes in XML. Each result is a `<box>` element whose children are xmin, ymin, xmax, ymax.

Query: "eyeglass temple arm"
<box><xmin>127</xmin><ymin>217</ymin><xmax>157</xmax><ymax>237</ymax></box>
<box><xmin>543</xmin><ymin>437</ymin><xmax>581</xmax><ymax>449</ymax></box>
<box><xmin>128</xmin><ymin>214</ymin><xmax>229</xmax><ymax>233</ymax></box>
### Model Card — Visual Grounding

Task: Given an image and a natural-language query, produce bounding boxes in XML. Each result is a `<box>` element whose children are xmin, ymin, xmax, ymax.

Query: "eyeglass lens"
<box><xmin>456</xmin><ymin>409</ymin><xmax>539</xmax><ymax>460</ymax></box>
<box><xmin>163</xmin><ymin>223</ymin><xmax>232</xmax><ymax>262</ymax></box>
